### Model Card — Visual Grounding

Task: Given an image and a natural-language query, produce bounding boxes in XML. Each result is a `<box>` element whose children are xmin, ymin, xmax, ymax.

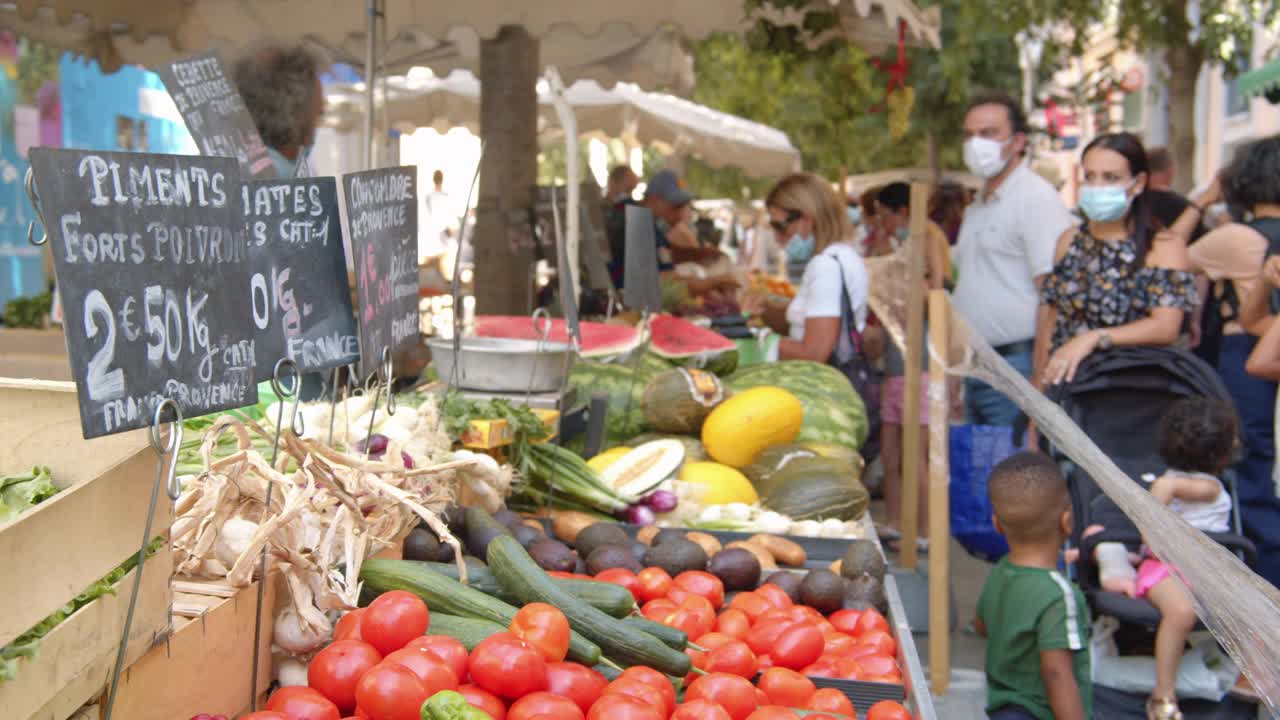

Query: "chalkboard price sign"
<box><xmin>242</xmin><ymin>177</ymin><xmax>359</xmax><ymax>380</ymax></box>
<box><xmin>29</xmin><ymin>148</ymin><xmax>257</xmax><ymax>439</ymax></box>
<box><xmin>158</xmin><ymin>51</ymin><xmax>276</xmax><ymax>179</ymax></box>
<box><xmin>343</xmin><ymin>167</ymin><xmax>419</xmax><ymax>377</ymax></box>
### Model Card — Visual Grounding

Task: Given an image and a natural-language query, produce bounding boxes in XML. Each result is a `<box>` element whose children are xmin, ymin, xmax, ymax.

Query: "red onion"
<box><xmin>356</xmin><ymin>433</ymin><xmax>389</xmax><ymax>455</ymax></box>
<box><xmin>401</xmin><ymin>451</ymin><xmax>415</xmax><ymax>469</ymax></box>
<box><xmin>623</xmin><ymin>504</ymin><xmax>657</xmax><ymax>525</ymax></box>
<box><xmin>644</xmin><ymin>490</ymin><xmax>678</xmax><ymax>513</ymax></box>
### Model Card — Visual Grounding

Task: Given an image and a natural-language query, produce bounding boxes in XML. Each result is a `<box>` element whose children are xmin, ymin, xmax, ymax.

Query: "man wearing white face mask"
<box><xmin>953</xmin><ymin>92</ymin><xmax>1075</xmax><ymax>441</ymax></box>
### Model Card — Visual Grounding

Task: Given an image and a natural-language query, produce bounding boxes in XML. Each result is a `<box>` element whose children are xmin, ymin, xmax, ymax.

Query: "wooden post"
<box><xmin>899</xmin><ymin>182</ymin><xmax>930</xmax><ymax>569</ymax></box>
<box><xmin>928</xmin><ymin>289</ymin><xmax>952</xmax><ymax>695</ymax></box>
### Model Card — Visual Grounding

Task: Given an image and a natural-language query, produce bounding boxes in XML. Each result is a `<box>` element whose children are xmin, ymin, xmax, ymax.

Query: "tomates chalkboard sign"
<box><xmin>343</xmin><ymin>167</ymin><xmax>419</xmax><ymax>378</ymax></box>
<box><xmin>242</xmin><ymin>177</ymin><xmax>359</xmax><ymax>381</ymax></box>
<box><xmin>28</xmin><ymin>148</ymin><xmax>257</xmax><ymax>439</ymax></box>
<box><xmin>158</xmin><ymin>51</ymin><xmax>276</xmax><ymax>180</ymax></box>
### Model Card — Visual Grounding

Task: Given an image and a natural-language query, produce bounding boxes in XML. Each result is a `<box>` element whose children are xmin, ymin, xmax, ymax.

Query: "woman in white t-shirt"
<box><xmin>764</xmin><ymin>172</ymin><xmax>870</xmax><ymax>365</ymax></box>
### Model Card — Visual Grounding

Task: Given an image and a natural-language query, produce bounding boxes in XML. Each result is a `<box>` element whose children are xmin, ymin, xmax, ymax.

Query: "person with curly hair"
<box><xmin>231</xmin><ymin>42</ymin><xmax>326</xmax><ymax>178</ymax></box>
<box><xmin>1077</xmin><ymin>397</ymin><xmax>1237</xmax><ymax>720</ymax></box>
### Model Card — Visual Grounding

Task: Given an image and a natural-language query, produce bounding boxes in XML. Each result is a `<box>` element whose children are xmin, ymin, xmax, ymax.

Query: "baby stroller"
<box><xmin>1045</xmin><ymin>346</ymin><xmax>1257</xmax><ymax>719</ymax></box>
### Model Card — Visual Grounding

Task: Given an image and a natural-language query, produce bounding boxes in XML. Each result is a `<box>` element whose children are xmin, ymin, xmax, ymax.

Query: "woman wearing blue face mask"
<box><xmin>1036</xmin><ymin>133</ymin><xmax>1206</xmax><ymax>387</ymax></box>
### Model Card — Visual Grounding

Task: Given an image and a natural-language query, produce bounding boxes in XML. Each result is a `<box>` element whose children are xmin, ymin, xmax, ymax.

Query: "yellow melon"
<box><xmin>701</xmin><ymin>386</ymin><xmax>803</xmax><ymax>467</ymax></box>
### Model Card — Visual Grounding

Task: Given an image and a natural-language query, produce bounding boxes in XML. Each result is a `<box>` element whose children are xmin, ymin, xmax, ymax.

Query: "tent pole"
<box><xmin>363</xmin><ymin>0</ymin><xmax>379</xmax><ymax>169</ymax></box>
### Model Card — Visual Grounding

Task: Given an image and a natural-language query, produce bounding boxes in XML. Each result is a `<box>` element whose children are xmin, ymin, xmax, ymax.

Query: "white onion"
<box><xmin>273</xmin><ymin>606</ymin><xmax>328</xmax><ymax>655</ymax></box>
<box><xmin>214</xmin><ymin>517</ymin><xmax>259</xmax><ymax>568</ymax></box>
<box><xmin>275</xmin><ymin>655</ymin><xmax>310</xmax><ymax>687</ymax></box>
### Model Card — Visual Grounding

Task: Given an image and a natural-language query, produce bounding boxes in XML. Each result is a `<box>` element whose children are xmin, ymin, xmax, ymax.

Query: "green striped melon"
<box><xmin>763</xmin><ymin>456</ymin><xmax>870</xmax><ymax>521</ymax></box>
<box><xmin>568</xmin><ymin>361</ymin><xmax>664</xmax><ymax>445</ymax></box>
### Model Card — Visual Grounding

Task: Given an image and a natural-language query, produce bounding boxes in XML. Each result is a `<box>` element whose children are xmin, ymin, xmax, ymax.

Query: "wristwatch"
<box><xmin>1097</xmin><ymin>331</ymin><xmax>1114</xmax><ymax>351</ymax></box>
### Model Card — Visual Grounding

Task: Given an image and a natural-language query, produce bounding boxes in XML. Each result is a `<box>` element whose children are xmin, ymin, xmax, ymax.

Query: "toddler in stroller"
<box><xmin>1077</xmin><ymin>397</ymin><xmax>1237</xmax><ymax>720</ymax></box>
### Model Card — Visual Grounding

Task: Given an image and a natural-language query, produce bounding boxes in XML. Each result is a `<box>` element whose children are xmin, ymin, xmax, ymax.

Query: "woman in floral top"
<box><xmin>1036</xmin><ymin>133</ymin><xmax>1201</xmax><ymax>387</ymax></box>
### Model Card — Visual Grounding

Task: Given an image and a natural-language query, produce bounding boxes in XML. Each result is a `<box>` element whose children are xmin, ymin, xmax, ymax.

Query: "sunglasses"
<box><xmin>770</xmin><ymin>210</ymin><xmax>802</xmax><ymax>233</ymax></box>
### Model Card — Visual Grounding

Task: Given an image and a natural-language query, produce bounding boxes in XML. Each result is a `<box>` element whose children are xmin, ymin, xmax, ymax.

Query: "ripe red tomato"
<box><xmin>856</xmin><ymin>654</ymin><xmax>900</xmax><ymax>678</ymax></box>
<box><xmin>586</xmin><ymin>693</ymin><xmax>665</xmax><ymax>720</ymax></box>
<box><xmin>827</xmin><ymin>609</ymin><xmax>862</xmax><ymax>636</ymax></box>
<box><xmin>788</xmin><ymin>606</ymin><xmax>824</xmax><ymax>625</ymax></box>
<box><xmin>664</xmin><ymin>605</ymin><xmax>714</xmax><ymax>639</ymax></box>
<box><xmin>803</xmin><ymin>716</ymin><xmax>839</xmax><ymax>720</ymax></box>
<box><xmin>382</xmin><ymin>648</ymin><xmax>459</xmax><ymax>696</ymax></box>
<box><xmin>240</xmin><ymin>714</ymin><xmax>289</xmax><ymax>720</ymax></box>
<box><xmin>694</xmin><ymin>632</ymin><xmax>736</xmax><ymax>650</ymax></box>
<box><xmin>509</xmin><ymin>603</ymin><xmax>571</xmax><ymax>662</ymax></box>
<box><xmin>508</xmin><ymin>691</ymin><xmax>587</xmax><ymax>720</ymax></box>
<box><xmin>546</xmin><ymin>662</ymin><xmax>608</xmax><ymax>713</ymax></box>
<box><xmin>353</xmin><ymin>663</ymin><xmax>428</xmax><ymax>720</ymax></box>
<box><xmin>684</xmin><ymin>647</ymin><xmax>708</xmax><ymax>688</ymax></box>
<box><xmin>728</xmin><ymin>592</ymin><xmax>770</xmax><ymax>622</ymax></box>
<box><xmin>594</xmin><ymin>568</ymin><xmax>641</xmax><ymax>601</ymax></box>
<box><xmin>857</xmin><ymin>630</ymin><xmax>898</xmax><ymax>657</ymax></box>
<box><xmin>309</xmin><ymin>639</ymin><xmax>383</xmax><ymax>713</ymax></box>
<box><xmin>753</xmin><ymin>584</ymin><xmax>793</xmax><ymax>610</ymax></box>
<box><xmin>745</xmin><ymin>618</ymin><xmax>794</xmax><ymax>656</ymax></box>
<box><xmin>715</xmin><ymin>609</ymin><xmax>751</xmax><ymax>640</ymax></box>
<box><xmin>770</xmin><ymin>623</ymin><xmax>824</xmax><ymax>670</ymax></box>
<box><xmin>362</xmin><ymin>591</ymin><xmax>430</xmax><ymax>656</ymax></box>
<box><xmin>606</xmin><ymin>678</ymin><xmax>671</xmax><ymax>717</ymax></box>
<box><xmin>635</xmin><ymin>567</ymin><xmax>674</xmax><ymax>603</ymax></box>
<box><xmin>799</xmin><ymin>655</ymin><xmax>842</xmax><ymax>680</ymax></box>
<box><xmin>265</xmin><ymin>686</ymin><xmax>340</xmax><ymax>720</ymax></box>
<box><xmin>684</xmin><ymin>673</ymin><xmax>758</xmax><ymax>720</ymax></box>
<box><xmin>805</xmin><ymin>688</ymin><xmax>856</xmax><ymax>716</ymax></box>
<box><xmin>866</xmin><ymin>700</ymin><xmax>912</xmax><ymax>720</ymax></box>
<box><xmin>468</xmin><ymin>632</ymin><xmax>548</xmax><ymax>700</ymax></box>
<box><xmin>403</xmin><ymin>636</ymin><xmax>469</xmax><ymax>682</ymax></box>
<box><xmin>334</xmin><ymin>609</ymin><xmax>367</xmax><ymax>642</ymax></box>
<box><xmin>673</xmin><ymin>571</ymin><xmax>725</xmax><ymax>609</ymax></box>
<box><xmin>457</xmin><ymin>684</ymin><xmax>507</xmax><ymax>720</ymax></box>
<box><xmin>641</xmin><ymin>598</ymin><xmax>678</xmax><ymax>623</ymax></box>
<box><xmin>757</xmin><ymin>667</ymin><xmax>815</xmax><ymax>707</ymax></box>
<box><xmin>855</xmin><ymin>609</ymin><xmax>891</xmax><ymax>637</ymax></box>
<box><xmin>754</xmin><ymin>688</ymin><xmax>770</xmax><ymax>707</ymax></box>
<box><xmin>744</xmin><ymin>707</ymin><xmax>800</xmax><ymax>720</ymax></box>
<box><xmin>618</xmin><ymin>666</ymin><xmax>677</xmax><ymax>716</ymax></box>
<box><xmin>756</xmin><ymin>654</ymin><xmax>775</xmax><ymax>671</ymax></box>
<box><xmin>823</xmin><ymin>634</ymin><xmax>858</xmax><ymax>657</ymax></box>
<box><xmin>671</xmin><ymin>699</ymin><xmax>733</xmax><ymax>720</ymax></box>
<box><xmin>705</xmin><ymin>640</ymin><xmax>758</xmax><ymax>678</ymax></box>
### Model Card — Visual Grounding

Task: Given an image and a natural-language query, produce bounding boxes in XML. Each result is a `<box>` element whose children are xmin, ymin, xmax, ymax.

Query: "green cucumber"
<box><xmin>427</xmin><ymin>613</ymin><xmax>507</xmax><ymax>651</ymax></box>
<box><xmin>622</xmin><ymin>616</ymin><xmax>689</xmax><ymax>650</ymax></box>
<box><xmin>416</xmin><ymin>561</ymin><xmax>636</xmax><ymax>617</ymax></box>
<box><xmin>359</xmin><ymin>558</ymin><xmax>601</xmax><ymax>665</ymax></box>
<box><xmin>487</xmin><ymin>535</ymin><xmax>692</xmax><ymax>677</ymax></box>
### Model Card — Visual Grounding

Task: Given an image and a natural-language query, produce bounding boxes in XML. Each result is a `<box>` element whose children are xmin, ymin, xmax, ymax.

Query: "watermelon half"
<box><xmin>649</xmin><ymin>314</ymin><xmax>738</xmax><ymax>374</ymax></box>
<box><xmin>474</xmin><ymin>315</ymin><xmax>643</xmax><ymax>358</ymax></box>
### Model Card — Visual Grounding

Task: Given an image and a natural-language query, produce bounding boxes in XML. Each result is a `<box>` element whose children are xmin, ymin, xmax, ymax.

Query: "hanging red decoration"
<box><xmin>869</xmin><ymin>19</ymin><xmax>910</xmax><ymax>112</ymax></box>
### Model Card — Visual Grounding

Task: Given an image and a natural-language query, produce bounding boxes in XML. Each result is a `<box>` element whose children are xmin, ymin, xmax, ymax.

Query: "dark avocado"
<box><xmin>630</xmin><ymin>541</ymin><xmax>650</xmax><ymax>563</ymax></box>
<box><xmin>843</xmin><ymin>574</ymin><xmax>888</xmax><ymax>613</ymax></box>
<box><xmin>799</xmin><ymin>569</ymin><xmax>846</xmax><ymax>615</ymax></box>
<box><xmin>763</xmin><ymin>571</ymin><xmax>804</xmax><ymax>603</ymax></box>
<box><xmin>403</xmin><ymin>527</ymin><xmax>453</xmax><ymax>563</ymax></box>
<box><xmin>493</xmin><ymin>509</ymin><xmax>525</xmax><ymax>531</ymax></box>
<box><xmin>840</xmin><ymin>539</ymin><xmax>887</xmax><ymax>581</ymax></box>
<box><xmin>707</xmin><ymin>548</ymin><xmax>762</xmax><ymax>591</ymax></box>
<box><xmin>511</xmin><ymin>524</ymin><xmax>544</xmax><ymax>550</ymax></box>
<box><xmin>528</xmin><ymin>540</ymin><xmax>578</xmax><ymax>573</ymax></box>
<box><xmin>464</xmin><ymin>507</ymin><xmax>513</xmax><ymax>558</ymax></box>
<box><xmin>586</xmin><ymin>545</ymin><xmax>644</xmax><ymax>575</ymax></box>
<box><xmin>574</xmin><ymin>523</ymin><xmax>631</xmax><ymax>560</ymax></box>
<box><xmin>651</xmin><ymin>529</ymin><xmax>688</xmax><ymax>546</ymax></box>
<box><xmin>642</xmin><ymin>538</ymin><xmax>708</xmax><ymax>576</ymax></box>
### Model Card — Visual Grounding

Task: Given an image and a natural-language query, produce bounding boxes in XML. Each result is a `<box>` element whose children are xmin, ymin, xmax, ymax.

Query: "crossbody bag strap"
<box><xmin>828</xmin><ymin>254</ymin><xmax>863</xmax><ymax>356</ymax></box>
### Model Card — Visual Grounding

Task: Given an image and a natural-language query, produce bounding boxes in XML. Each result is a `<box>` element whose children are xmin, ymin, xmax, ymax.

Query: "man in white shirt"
<box><xmin>952</xmin><ymin>93</ymin><xmax>1075</xmax><ymax>439</ymax></box>
<box><xmin>423</xmin><ymin>169</ymin><xmax>454</xmax><ymax>265</ymax></box>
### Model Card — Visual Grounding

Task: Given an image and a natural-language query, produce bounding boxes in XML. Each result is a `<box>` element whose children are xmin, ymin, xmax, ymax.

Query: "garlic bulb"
<box><xmin>214</xmin><ymin>516</ymin><xmax>260</xmax><ymax>568</ymax></box>
<box><xmin>275</xmin><ymin>655</ymin><xmax>310</xmax><ymax>687</ymax></box>
<box><xmin>273</xmin><ymin>605</ymin><xmax>328</xmax><ymax>655</ymax></box>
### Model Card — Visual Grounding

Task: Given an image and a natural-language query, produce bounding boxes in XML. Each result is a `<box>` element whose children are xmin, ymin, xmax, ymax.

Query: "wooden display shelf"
<box><xmin>105</xmin><ymin>575</ymin><xmax>281</xmax><ymax>720</ymax></box>
<box><xmin>0</xmin><ymin>327</ymin><xmax>71</xmax><ymax>381</ymax></box>
<box><xmin>0</xmin><ymin>547</ymin><xmax>173</xmax><ymax>720</ymax></box>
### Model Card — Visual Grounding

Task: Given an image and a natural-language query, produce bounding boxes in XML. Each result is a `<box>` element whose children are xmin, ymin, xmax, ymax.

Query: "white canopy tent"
<box><xmin>324</xmin><ymin>70</ymin><xmax>802</xmax><ymax>179</ymax></box>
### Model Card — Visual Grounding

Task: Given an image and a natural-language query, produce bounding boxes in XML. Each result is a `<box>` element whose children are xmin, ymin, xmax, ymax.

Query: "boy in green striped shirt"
<box><xmin>974</xmin><ymin>452</ymin><xmax>1091</xmax><ymax>720</ymax></box>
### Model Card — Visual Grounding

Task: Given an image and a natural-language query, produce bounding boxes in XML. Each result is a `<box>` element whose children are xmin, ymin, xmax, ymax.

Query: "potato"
<box><xmin>726</xmin><ymin>540</ymin><xmax>776</xmax><ymax>570</ymax></box>
<box><xmin>750</xmin><ymin>534</ymin><xmax>807</xmax><ymax>566</ymax></box>
<box><xmin>829</xmin><ymin>559</ymin><xmax>843</xmax><ymax>574</ymax></box>
<box><xmin>522</xmin><ymin>519</ymin><xmax>547</xmax><ymax>535</ymax></box>
<box><xmin>685</xmin><ymin>532</ymin><xmax>723</xmax><ymax>557</ymax></box>
<box><xmin>551</xmin><ymin>510</ymin><xmax>599</xmax><ymax>544</ymax></box>
<box><xmin>636</xmin><ymin>526</ymin><xmax>661</xmax><ymax>546</ymax></box>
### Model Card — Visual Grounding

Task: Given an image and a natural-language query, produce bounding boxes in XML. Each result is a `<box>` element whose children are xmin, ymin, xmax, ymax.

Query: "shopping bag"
<box><xmin>950</xmin><ymin>424</ymin><xmax>1014</xmax><ymax>562</ymax></box>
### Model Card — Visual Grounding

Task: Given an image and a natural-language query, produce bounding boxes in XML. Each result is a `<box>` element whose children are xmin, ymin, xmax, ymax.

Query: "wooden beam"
<box><xmin>899</xmin><ymin>182</ymin><xmax>931</xmax><ymax>570</ymax></box>
<box><xmin>928</xmin><ymin>289</ymin><xmax>952</xmax><ymax>695</ymax></box>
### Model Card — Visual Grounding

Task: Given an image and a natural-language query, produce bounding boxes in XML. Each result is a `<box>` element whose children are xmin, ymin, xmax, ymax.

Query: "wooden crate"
<box><xmin>0</xmin><ymin>328</ymin><xmax>71</xmax><ymax>381</ymax></box>
<box><xmin>0</xmin><ymin>380</ymin><xmax>170</xmax><ymax>649</ymax></box>
<box><xmin>0</xmin><ymin>547</ymin><xmax>173</xmax><ymax>720</ymax></box>
<box><xmin>105</xmin><ymin>576</ymin><xmax>280</xmax><ymax>720</ymax></box>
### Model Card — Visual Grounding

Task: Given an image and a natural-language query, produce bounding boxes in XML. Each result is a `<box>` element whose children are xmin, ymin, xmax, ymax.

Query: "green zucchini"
<box><xmin>487</xmin><ymin>535</ymin><xmax>692</xmax><ymax>677</ymax></box>
<box><xmin>359</xmin><ymin>557</ymin><xmax>601</xmax><ymax>665</ymax></box>
<box><xmin>416</xmin><ymin>561</ymin><xmax>636</xmax><ymax>617</ymax></box>
<box><xmin>622</xmin><ymin>616</ymin><xmax>689</xmax><ymax>650</ymax></box>
<box><xmin>427</xmin><ymin>612</ymin><xmax>507</xmax><ymax>651</ymax></box>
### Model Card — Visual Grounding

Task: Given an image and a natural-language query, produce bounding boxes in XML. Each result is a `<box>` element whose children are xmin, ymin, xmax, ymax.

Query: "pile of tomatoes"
<box><xmin>235</xmin><ymin>573</ymin><xmax>913</xmax><ymax>720</ymax></box>
<box><xmin>590</xmin><ymin>567</ymin><xmax>904</xmax><ymax>686</ymax></box>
